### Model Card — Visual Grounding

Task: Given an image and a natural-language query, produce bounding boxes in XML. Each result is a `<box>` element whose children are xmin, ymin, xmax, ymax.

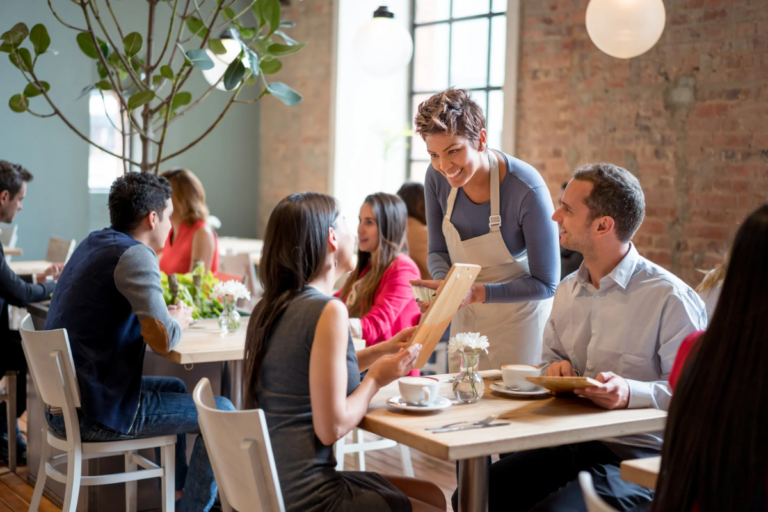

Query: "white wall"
<box><xmin>332</xmin><ymin>0</ymin><xmax>412</xmax><ymax>229</ymax></box>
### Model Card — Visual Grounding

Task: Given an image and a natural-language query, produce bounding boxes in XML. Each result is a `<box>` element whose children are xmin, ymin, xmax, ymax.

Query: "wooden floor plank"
<box><xmin>0</xmin><ymin>479</ymin><xmax>31</xmax><ymax>512</ymax></box>
<box><xmin>0</xmin><ymin>469</ymin><xmax>60</xmax><ymax>512</ymax></box>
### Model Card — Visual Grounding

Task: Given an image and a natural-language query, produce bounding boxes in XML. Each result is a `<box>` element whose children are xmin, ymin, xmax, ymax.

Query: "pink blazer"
<box><xmin>337</xmin><ymin>253</ymin><xmax>422</xmax><ymax>346</ymax></box>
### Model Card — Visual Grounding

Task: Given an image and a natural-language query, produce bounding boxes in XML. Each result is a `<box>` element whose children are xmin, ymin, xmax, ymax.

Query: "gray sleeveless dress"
<box><xmin>256</xmin><ymin>286</ymin><xmax>412</xmax><ymax>512</ymax></box>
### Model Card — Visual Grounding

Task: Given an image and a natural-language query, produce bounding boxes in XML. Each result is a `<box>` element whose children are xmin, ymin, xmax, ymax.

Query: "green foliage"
<box><xmin>29</xmin><ymin>24</ymin><xmax>50</xmax><ymax>55</ymax></box>
<box><xmin>160</xmin><ymin>268</ymin><xmax>223</xmax><ymax>320</ymax></box>
<box><xmin>1</xmin><ymin>23</ymin><xmax>29</xmax><ymax>48</ymax></box>
<box><xmin>123</xmin><ymin>32</ymin><xmax>143</xmax><ymax>57</ymax></box>
<box><xmin>171</xmin><ymin>91</ymin><xmax>191</xmax><ymax>110</ymax></box>
<box><xmin>76</xmin><ymin>32</ymin><xmax>104</xmax><ymax>59</ymax></box>
<box><xmin>268</xmin><ymin>82</ymin><xmax>302</xmax><ymax>106</ymax></box>
<box><xmin>208</xmin><ymin>39</ymin><xmax>227</xmax><ymax>55</ymax></box>
<box><xmin>8</xmin><ymin>48</ymin><xmax>32</xmax><ymax>71</ymax></box>
<box><xmin>23</xmin><ymin>81</ymin><xmax>50</xmax><ymax>97</ymax></box>
<box><xmin>259</xmin><ymin>58</ymin><xmax>282</xmax><ymax>75</ymax></box>
<box><xmin>127</xmin><ymin>89</ymin><xmax>155</xmax><ymax>110</ymax></box>
<box><xmin>224</xmin><ymin>58</ymin><xmax>246</xmax><ymax>90</ymax></box>
<box><xmin>160</xmin><ymin>65</ymin><xmax>175</xmax><ymax>80</ymax></box>
<box><xmin>268</xmin><ymin>42</ymin><xmax>306</xmax><ymax>57</ymax></box>
<box><xmin>186</xmin><ymin>17</ymin><xmax>208</xmax><ymax>39</ymax></box>
<box><xmin>8</xmin><ymin>94</ymin><xmax>27</xmax><ymax>113</ymax></box>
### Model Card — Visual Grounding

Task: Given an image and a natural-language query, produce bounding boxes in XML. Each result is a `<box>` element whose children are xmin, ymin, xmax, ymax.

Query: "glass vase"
<box><xmin>452</xmin><ymin>350</ymin><xmax>485</xmax><ymax>403</ymax></box>
<box><xmin>218</xmin><ymin>297</ymin><xmax>241</xmax><ymax>333</ymax></box>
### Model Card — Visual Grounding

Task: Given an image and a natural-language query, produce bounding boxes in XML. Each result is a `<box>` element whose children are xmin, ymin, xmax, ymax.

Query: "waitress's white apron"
<box><xmin>443</xmin><ymin>151</ymin><xmax>553</xmax><ymax>371</ymax></box>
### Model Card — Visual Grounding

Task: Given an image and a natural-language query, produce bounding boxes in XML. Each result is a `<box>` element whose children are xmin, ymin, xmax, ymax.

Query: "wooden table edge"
<box><xmin>620</xmin><ymin>455</ymin><xmax>661</xmax><ymax>489</ymax></box>
<box><xmin>360</xmin><ymin>413</ymin><xmax>666</xmax><ymax>462</ymax></box>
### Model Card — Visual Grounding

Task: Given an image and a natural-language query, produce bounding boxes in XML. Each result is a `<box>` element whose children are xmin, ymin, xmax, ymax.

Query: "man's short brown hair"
<box><xmin>414</xmin><ymin>88</ymin><xmax>486</xmax><ymax>147</ymax></box>
<box><xmin>573</xmin><ymin>163</ymin><xmax>645</xmax><ymax>243</ymax></box>
<box><xmin>0</xmin><ymin>160</ymin><xmax>33</xmax><ymax>199</ymax></box>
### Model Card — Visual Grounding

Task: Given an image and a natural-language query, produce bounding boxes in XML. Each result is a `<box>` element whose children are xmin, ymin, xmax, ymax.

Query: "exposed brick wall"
<box><xmin>258</xmin><ymin>0</ymin><xmax>334</xmax><ymax>235</ymax></box>
<box><xmin>517</xmin><ymin>0</ymin><xmax>768</xmax><ymax>285</ymax></box>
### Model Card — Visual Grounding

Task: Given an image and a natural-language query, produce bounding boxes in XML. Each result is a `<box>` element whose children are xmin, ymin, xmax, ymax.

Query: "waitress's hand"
<box><xmin>461</xmin><ymin>284</ymin><xmax>487</xmax><ymax>309</ymax></box>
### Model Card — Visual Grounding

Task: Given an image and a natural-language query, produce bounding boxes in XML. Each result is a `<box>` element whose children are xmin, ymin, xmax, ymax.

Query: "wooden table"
<box><xmin>8</xmin><ymin>260</ymin><xmax>53</xmax><ymax>275</ymax></box>
<box><xmin>362</xmin><ymin>379</ymin><xmax>667</xmax><ymax>511</ymax></box>
<box><xmin>621</xmin><ymin>456</ymin><xmax>661</xmax><ymax>489</ymax></box>
<box><xmin>218</xmin><ymin>237</ymin><xmax>263</xmax><ymax>265</ymax></box>
<box><xmin>3</xmin><ymin>245</ymin><xmax>22</xmax><ymax>256</ymax></box>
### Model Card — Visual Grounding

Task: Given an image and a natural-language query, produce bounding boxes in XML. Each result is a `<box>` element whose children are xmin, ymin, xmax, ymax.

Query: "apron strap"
<box><xmin>488</xmin><ymin>150</ymin><xmax>502</xmax><ymax>233</ymax></box>
<box><xmin>445</xmin><ymin>186</ymin><xmax>459</xmax><ymax>221</ymax></box>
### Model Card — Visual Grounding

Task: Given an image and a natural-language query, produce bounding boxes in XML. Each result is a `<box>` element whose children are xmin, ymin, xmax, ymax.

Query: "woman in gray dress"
<box><xmin>243</xmin><ymin>192</ymin><xmax>447</xmax><ymax>512</ymax></box>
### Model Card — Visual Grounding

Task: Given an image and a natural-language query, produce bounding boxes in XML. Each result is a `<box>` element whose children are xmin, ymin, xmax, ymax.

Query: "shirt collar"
<box><xmin>571</xmin><ymin>243</ymin><xmax>640</xmax><ymax>292</ymax></box>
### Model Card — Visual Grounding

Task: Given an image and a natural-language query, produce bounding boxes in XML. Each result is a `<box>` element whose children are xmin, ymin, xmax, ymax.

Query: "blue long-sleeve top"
<box><xmin>425</xmin><ymin>151</ymin><xmax>560</xmax><ymax>304</ymax></box>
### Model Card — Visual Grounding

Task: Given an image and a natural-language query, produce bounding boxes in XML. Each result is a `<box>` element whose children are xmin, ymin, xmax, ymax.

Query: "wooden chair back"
<box><xmin>193</xmin><ymin>378</ymin><xmax>285</xmax><ymax>512</ymax></box>
<box><xmin>46</xmin><ymin>236</ymin><xmax>76</xmax><ymax>263</ymax></box>
<box><xmin>219</xmin><ymin>252</ymin><xmax>260</xmax><ymax>306</ymax></box>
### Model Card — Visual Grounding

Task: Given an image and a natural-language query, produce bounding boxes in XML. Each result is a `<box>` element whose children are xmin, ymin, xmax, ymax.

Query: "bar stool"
<box><xmin>0</xmin><ymin>370</ymin><xmax>17</xmax><ymax>472</ymax></box>
<box><xmin>19</xmin><ymin>315</ymin><xmax>177</xmax><ymax>512</ymax></box>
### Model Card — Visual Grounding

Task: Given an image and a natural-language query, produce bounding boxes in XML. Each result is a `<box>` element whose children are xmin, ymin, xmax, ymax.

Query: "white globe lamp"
<box><xmin>586</xmin><ymin>0</ymin><xmax>666</xmax><ymax>59</ymax></box>
<box><xmin>353</xmin><ymin>6</ymin><xmax>413</xmax><ymax>76</ymax></box>
<box><xmin>202</xmin><ymin>37</ymin><xmax>242</xmax><ymax>90</ymax></box>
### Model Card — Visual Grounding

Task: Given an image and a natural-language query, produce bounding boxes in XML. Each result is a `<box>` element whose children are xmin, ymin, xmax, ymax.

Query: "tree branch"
<box><xmin>26</xmin><ymin>108</ymin><xmax>56</xmax><ymax>118</ymax></box>
<box><xmin>151</xmin><ymin>0</ymin><xmax>180</xmax><ymax>72</ymax></box>
<box><xmin>211</xmin><ymin>0</ymin><xmax>257</xmax><ymax>32</ymax></box>
<box><xmin>154</xmin><ymin>73</ymin><xmax>221</xmax><ymax>128</ymax></box>
<box><xmin>153</xmin><ymin>72</ymin><xmax>182</xmax><ymax>173</ymax></box>
<box><xmin>158</xmin><ymin>80</ymin><xmax>244</xmax><ymax>163</ymax></box>
<box><xmin>47</xmin><ymin>0</ymin><xmax>88</xmax><ymax>32</ymax></box>
<box><xmin>85</xmin><ymin>0</ymin><xmax>145</xmax><ymax>89</ymax></box>
<box><xmin>103</xmin><ymin>0</ymin><xmax>125</xmax><ymax>41</ymax></box>
<box><xmin>21</xmin><ymin>67</ymin><xmax>141</xmax><ymax>166</ymax></box>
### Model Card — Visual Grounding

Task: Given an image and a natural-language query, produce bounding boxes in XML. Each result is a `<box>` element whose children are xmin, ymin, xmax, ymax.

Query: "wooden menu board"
<box><xmin>409</xmin><ymin>263</ymin><xmax>481</xmax><ymax>369</ymax></box>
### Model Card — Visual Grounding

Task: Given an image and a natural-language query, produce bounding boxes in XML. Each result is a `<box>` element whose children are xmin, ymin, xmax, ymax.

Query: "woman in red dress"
<box><xmin>652</xmin><ymin>204</ymin><xmax>768</xmax><ymax>512</ymax></box>
<box><xmin>158</xmin><ymin>168</ymin><xmax>219</xmax><ymax>274</ymax></box>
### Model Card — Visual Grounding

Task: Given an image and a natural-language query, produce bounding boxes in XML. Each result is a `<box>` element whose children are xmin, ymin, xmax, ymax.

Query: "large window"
<box><xmin>408</xmin><ymin>0</ymin><xmax>507</xmax><ymax>182</ymax></box>
<box><xmin>88</xmin><ymin>90</ymin><xmax>128</xmax><ymax>191</ymax></box>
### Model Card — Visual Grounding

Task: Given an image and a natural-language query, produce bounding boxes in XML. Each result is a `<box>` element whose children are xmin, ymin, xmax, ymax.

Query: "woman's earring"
<box><xmin>334</xmin><ymin>259</ymin><xmax>338</xmax><ymax>268</ymax></box>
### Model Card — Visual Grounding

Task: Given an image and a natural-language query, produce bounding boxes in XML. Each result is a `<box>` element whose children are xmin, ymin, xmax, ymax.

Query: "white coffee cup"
<box><xmin>501</xmin><ymin>364</ymin><xmax>541</xmax><ymax>391</ymax></box>
<box><xmin>398</xmin><ymin>376</ymin><xmax>440</xmax><ymax>406</ymax></box>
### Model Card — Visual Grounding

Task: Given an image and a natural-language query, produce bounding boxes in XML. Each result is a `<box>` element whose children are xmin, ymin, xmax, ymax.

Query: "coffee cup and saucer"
<box><xmin>387</xmin><ymin>376</ymin><xmax>452</xmax><ymax>412</ymax></box>
<box><xmin>489</xmin><ymin>364</ymin><xmax>550</xmax><ymax>398</ymax></box>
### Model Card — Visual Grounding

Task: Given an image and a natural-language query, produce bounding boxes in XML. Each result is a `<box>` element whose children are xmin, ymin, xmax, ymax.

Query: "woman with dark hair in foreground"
<box><xmin>652</xmin><ymin>203</ymin><xmax>768</xmax><ymax>512</ymax></box>
<box><xmin>243</xmin><ymin>192</ymin><xmax>446</xmax><ymax>512</ymax></box>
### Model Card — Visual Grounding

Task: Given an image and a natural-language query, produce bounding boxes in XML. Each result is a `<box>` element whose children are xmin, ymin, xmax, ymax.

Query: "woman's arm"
<box><xmin>357</xmin><ymin>257</ymin><xmax>420</xmax><ymax>344</ymax></box>
<box><xmin>484</xmin><ymin>186</ymin><xmax>560</xmax><ymax>303</ymax></box>
<box><xmin>190</xmin><ymin>225</ymin><xmax>216</xmax><ymax>271</ymax></box>
<box><xmin>425</xmin><ymin>168</ymin><xmax>452</xmax><ymax>280</ymax></box>
<box><xmin>309</xmin><ymin>300</ymin><xmax>419</xmax><ymax>445</ymax></box>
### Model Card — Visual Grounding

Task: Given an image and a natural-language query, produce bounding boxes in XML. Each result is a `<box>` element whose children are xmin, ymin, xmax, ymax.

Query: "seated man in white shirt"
<box><xmin>485</xmin><ymin>163</ymin><xmax>706</xmax><ymax>512</ymax></box>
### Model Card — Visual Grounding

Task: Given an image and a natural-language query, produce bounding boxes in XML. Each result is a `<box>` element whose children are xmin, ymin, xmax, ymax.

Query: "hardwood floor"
<box><xmin>0</xmin><ymin>431</ymin><xmax>456</xmax><ymax>512</ymax></box>
<box><xmin>0</xmin><ymin>467</ymin><xmax>61</xmax><ymax>512</ymax></box>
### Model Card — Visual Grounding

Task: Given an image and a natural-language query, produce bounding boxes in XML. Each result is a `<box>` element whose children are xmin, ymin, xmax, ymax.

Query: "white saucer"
<box><xmin>387</xmin><ymin>396</ymin><xmax>452</xmax><ymax>412</ymax></box>
<box><xmin>490</xmin><ymin>382</ymin><xmax>550</xmax><ymax>398</ymax></box>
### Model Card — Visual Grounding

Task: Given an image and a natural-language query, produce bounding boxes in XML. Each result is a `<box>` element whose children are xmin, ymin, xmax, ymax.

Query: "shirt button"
<box><xmin>587</xmin><ymin>364</ymin><xmax>594</xmax><ymax>371</ymax></box>
<box><xmin>591</xmin><ymin>329</ymin><xmax>596</xmax><ymax>335</ymax></box>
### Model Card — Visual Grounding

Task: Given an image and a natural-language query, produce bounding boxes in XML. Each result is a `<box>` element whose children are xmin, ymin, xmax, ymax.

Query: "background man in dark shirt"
<box><xmin>0</xmin><ymin>160</ymin><xmax>62</xmax><ymax>464</ymax></box>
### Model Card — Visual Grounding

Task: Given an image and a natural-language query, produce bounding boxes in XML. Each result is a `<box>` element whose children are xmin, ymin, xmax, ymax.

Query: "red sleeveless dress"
<box><xmin>159</xmin><ymin>220</ymin><xmax>219</xmax><ymax>275</ymax></box>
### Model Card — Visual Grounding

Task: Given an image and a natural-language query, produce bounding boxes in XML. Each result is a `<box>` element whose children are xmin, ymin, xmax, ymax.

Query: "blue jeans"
<box><xmin>48</xmin><ymin>376</ymin><xmax>235</xmax><ymax>512</ymax></box>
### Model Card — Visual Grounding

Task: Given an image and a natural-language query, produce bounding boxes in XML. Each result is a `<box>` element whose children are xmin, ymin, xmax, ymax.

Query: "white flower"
<box><xmin>448</xmin><ymin>332</ymin><xmax>489</xmax><ymax>355</ymax></box>
<box><xmin>212</xmin><ymin>280</ymin><xmax>251</xmax><ymax>302</ymax></box>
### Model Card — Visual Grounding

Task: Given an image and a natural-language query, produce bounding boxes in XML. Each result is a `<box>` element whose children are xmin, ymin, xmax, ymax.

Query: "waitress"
<box><xmin>412</xmin><ymin>88</ymin><xmax>560</xmax><ymax>371</ymax></box>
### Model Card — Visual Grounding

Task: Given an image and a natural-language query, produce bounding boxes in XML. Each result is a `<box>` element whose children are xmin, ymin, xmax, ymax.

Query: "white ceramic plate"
<box><xmin>387</xmin><ymin>396</ymin><xmax>452</xmax><ymax>412</ymax></box>
<box><xmin>490</xmin><ymin>382</ymin><xmax>551</xmax><ymax>398</ymax></box>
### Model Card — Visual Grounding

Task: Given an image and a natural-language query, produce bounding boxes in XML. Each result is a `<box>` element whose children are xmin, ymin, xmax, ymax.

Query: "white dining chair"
<box><xmin>46</xmin><ymin>236</ymin><xmax>76</xmax><ymax>263</ymax></box>
<box><xmin>0</xmin><ymin>224</ymin><xmax>19</xmax><ymax>262</ymax></box>
<box><xmin>579</xmin><ymin>471</ymin><xmax>618</xmax><ymax>512</ymax></box>
<box><xmin>193</xmin><ymin>378</ymin><xmax>285</xmax><ymax>512</ymax></box>
<box><xmin>0</xmin><ymin>370</ymin><xmax>17</xmax><ymax>472</ymax></box>
<box><xmin>334</xmin><ymin>429</ymin><xmax>414</xmax><ymax>477</ymax></box>
<box><xmin>19</xmin><ymin>315</ymin><xmax>177</xmax><ymax>512</ymax></box>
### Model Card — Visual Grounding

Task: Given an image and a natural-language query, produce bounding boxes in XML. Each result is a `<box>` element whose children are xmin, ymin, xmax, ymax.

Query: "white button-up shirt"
<box><xmin>541</xmin><ymin>244</ymin><xmax>707</xmax><ymax>448</ymax></box>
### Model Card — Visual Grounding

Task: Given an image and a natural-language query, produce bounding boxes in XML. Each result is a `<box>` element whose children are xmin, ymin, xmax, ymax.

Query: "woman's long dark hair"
<box><xmin>243</xmin><ymin>192</ymin><xmax>340</xmax><ymax>409</ymax></box>
<box><xmin>397</xmin><ymin>182</ymin><xmax>427</xmax><ymax>225</ymax></box>
<box><xmin>338</xmin><ymin>193</ymin><xmax>407</xmax><ymax>318</ymax></box>
<box><xmin>652</xmin><ymin>204</ymin><xmax>768</xmax><ymax>512</ymax></box>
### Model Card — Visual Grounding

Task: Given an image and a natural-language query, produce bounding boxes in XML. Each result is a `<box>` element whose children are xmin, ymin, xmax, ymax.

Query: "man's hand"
<box><xmin>410</xmin><ymin>279</ymin><xmax>486</xmax><ymax>310</ymax></box>
<box><xmin>546</xmin><ymin>360</ymin><xmax>578</xmax><ymax>377</ymax></box>
<box><xmin>575</xmin><ymin>372</ymin><xmax>629</xmax><ymax>410</ymax></box>
<box><xmin>168</xmin><ymin>301</ymin><xmax>194</xmax><ymax>331</ymax></box>
<box><xmin>36</xmin><ymin>263</ymin><xmax>65</xmax><ymax>283</ymax></box>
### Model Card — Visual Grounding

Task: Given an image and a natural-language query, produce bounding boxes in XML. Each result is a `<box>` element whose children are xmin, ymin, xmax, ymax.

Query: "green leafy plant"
<box><xmin>161</xmin><ymin>266</ymin><xmax>224</xmax><ymax>319</ymax></box>
<box><xmin>1</xmin><ymin>0</ymin><xmax>305</xmax><ymax>173</ymax></box>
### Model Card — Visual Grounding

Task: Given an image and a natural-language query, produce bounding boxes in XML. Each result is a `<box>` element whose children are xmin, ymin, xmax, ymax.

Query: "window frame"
<box><xmin>406</xmin><ymin>1</ymin><xmax>507</xmax><ymax>181</ymax></box>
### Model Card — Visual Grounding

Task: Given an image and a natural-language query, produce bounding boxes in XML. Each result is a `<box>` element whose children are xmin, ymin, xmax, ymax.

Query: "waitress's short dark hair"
<box><xmin>109</xmin><ymin>172</ymin><xmax>172</xmax><ymax>232</ymax></box>
<box><xmin>414</xmin><ymin>88</ymin><xmax>486</xmax><ymax>148</ymax></box>
<box><xmin>573</xmin><ymin>163</ymin><xmax>645</xmax><ymax>243</ymax></box>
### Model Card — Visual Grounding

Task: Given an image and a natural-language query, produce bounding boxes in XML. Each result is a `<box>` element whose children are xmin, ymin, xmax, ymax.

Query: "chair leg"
<box><xmin>355</xmin><ymin>429</ymin><xmax>366</xmax><ymax>472</ymax></box>
<box><xmin>6</xmin><ymin>373</ymin><xmax>16</xmax><ymax>473</ymax></box>
<box><xmin>28</xmin><ymin>432</ymin><xmax>50</xmax><ymax>512</ymax></box>
<box><xmin>398</xmin><ymin>444</ymin><xmax>414</xmax><ymax>477</ymax></box>
<box><xmin>125</xmin><ymin>451</ymin><xmax>137</xmax><ymax>512</ymax></box>
<box><xmin>334</xmin><ymin>435</ymin><xmax>346</xmax><ymax>471</ymax></box>
<box><xmin>161</xmin><ymin>444</ymin><xmax>175</xmax><ymax>512</ymax></box>
<box><xmin>62</xmin><ymin>445</ymin><xmax>82</xmax><ymax>512</ymax></box>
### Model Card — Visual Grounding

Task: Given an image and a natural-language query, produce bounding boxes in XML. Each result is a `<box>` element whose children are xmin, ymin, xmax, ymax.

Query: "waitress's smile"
<box><xmin>424</xmin><ymin>132</ymin><xmax>485</xmax><ymax>189</ymax></box>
